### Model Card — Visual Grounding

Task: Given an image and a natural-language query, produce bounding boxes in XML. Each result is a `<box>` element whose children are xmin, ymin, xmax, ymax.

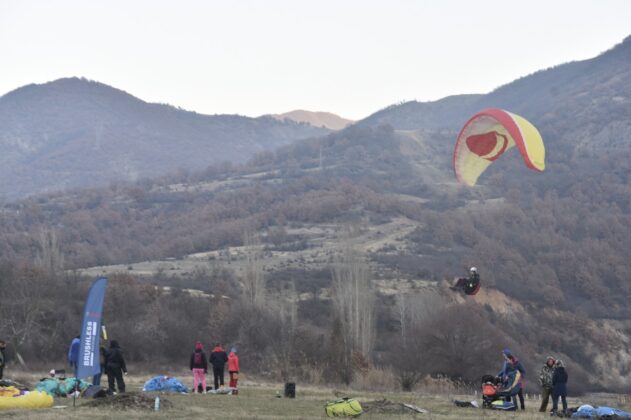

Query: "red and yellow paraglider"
<box><xmin>453</xmin><ymin>108</ymin><xmax>545</xmax><ymax>186</ymax></box>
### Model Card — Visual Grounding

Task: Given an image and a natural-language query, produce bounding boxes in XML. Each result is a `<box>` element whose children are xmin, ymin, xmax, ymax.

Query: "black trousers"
<box><xmin>213</xmin><ymin>366</ymin><xmax>225</xmax><ymax>389</ymax></box>
<box><xmin>107</xmin><ymin>367</ymin><xmax>125</xmax><ymax>393</ymax></box>
<box><xmin>0</xmin><ymin>366</ymin><xmax>3</xmax><ymax>380</ymax></box>
<box><xmin>516</xmin><ymin>388</ymin><xmax>525</xmax><ymax>409</ymax></box>
<box><xmin>552</xmin><ymin>393</ymin><xmax>567</xmax><ymax>412</ymax></box>
<box><xmin>505</xmin><ymin>388</ymin><xmax>525</xmax><ymax>409</ymax></box>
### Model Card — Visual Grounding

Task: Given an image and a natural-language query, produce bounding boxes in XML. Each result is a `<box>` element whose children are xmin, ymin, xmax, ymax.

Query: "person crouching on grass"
<box><xmin>190</xmin><ymin>341</ymin><xmax>208</xmax><ymax>393</ymax></box>
<box><xmin>228</xmin><ymin>347</ymin><xmax>240</xmax><ymax>394</ymax></box>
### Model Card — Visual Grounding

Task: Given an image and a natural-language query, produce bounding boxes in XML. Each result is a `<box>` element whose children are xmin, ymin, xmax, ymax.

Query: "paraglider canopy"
<box><xmin>453</xmin><ymin>108</ymin><xmax>545</xmax><ymax>186</ymax></box>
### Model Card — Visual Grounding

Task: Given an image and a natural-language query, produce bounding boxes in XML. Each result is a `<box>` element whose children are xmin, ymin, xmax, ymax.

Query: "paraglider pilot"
<box><xmin>450</xmin><ymin>267</ymin><xmax>481</xmax><ymax>295</ymax></box>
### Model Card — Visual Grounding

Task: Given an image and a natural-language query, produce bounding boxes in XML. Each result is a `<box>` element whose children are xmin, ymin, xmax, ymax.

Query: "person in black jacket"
<box><xmin>551</xmin><ymin>359</ymin><xmax>568</xmax><ymax>416</ymax></box>
<box><xmin>450</xmin><ymin>267</ymin><xmax>481</xmax><ymax>295</ymax></box>
<box><xmin>105</xmin><ymin>340</ymin><xmax>127</xmax><ymax>394</ymax></box>
<box><xmin>190</xmin><ymin>341</ymin><xmax>208</xmax><ymax>393</ymax></box>
<box><xmin>209</xmin><ymin>343</ymin><xmax>228</xmax><ymax>390</ymax></box>
<box><xmin>0</xmin><ymin>340</ymin><xmax>6</xmax><ymax>380</ymax></box>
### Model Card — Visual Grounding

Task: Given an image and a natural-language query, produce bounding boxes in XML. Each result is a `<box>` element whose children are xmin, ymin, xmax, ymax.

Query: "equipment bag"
<box><xmin>325</xmin><ymin>398</ymin><xmax>363</xmax><ymax>417</ymax></box>
<box><xmin>490</xmin><ymin>400</ymin><xmax>516</xmax><ymax>411</ymax></box>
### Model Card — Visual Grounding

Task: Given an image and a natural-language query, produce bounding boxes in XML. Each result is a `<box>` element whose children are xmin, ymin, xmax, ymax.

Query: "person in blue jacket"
<box><xmin>551</xmin><ymin>359</ymin><xmax>568</xmax><ymax>416</ymax></box>
<box><xmin>497</xmin><ymin>349</ymin><xmax>526</xmax><ymax>410</ymax></box>
<box><xmin>67</xmin><ymin>335</ymin><xmax>80</xmax><ymax>373</ymax></box>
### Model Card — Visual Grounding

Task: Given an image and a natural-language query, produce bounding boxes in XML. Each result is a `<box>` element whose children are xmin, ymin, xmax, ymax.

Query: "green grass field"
<box><xmin>2</xmin><ymin>373</ymin><xmax>630</xmax><ymax>419</ymax></box>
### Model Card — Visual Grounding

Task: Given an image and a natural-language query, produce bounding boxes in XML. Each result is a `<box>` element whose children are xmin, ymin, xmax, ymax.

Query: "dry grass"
<box><xmin>2</xmin><ymin>373</ymin><xmax>630</xmax><ymax>419</ymax></box>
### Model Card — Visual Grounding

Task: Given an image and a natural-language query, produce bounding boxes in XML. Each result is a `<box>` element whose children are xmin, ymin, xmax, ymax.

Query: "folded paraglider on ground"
<box><xmin>0</xmin><ymin>378</ymin><xmax>54</xmax><ymax>410</ymax></box>
<box><xmin>142</xmin><ymin>376</ymin><xmax>189</xmax><ymax>393</ymax></box>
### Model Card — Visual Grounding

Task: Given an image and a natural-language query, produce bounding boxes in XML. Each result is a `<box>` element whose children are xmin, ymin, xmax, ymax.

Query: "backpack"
<box><xmin>483</xmin><ymin>383</ymin><xmax>497</xmax><ymax>397</ymax></box>
<box><xmin>325</xmin><ymin>398</ymin><xmax>363</xmax><ymax>417</ymax></box>
<box><xmin>194</xmin><ymin>352</ymin><xmax>202</xmax><ymax>366</ymax></box>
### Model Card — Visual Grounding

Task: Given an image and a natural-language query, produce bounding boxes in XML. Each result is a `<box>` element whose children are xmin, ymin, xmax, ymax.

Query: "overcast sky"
<box><xmin>1</xmin><ymin>1</ymin><xmax>630</xmax><ymax>120</ymax></box>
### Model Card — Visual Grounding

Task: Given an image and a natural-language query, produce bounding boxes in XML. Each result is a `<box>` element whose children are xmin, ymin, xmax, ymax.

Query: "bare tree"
<box><xmin>275</xmin><ymin>280</ymin><xmax>299</xmax><ymax>380</ymax></box>
<box><xmin>0</xmin><ymin>267</ymin><xmax>52</xmax><ymax>366</ymax></box>
<box><xmin>331</xmin><ymin>240</ymin><xmax>375</xmax><ymax>358</ymax></box>
<box><xmin>395</xmin><ymin>293</ymin><xmax>409</xmax><ymax>347</ymax></box>
<box><xmin>395</xmin><ymin>290</ymin><xmax>441</xmax><ymax>345</ymax></box>
<box><xmin>35</xmin><ymin>227</ymin><xmax>65</xmax><ymax>276</ymax></box>
<box><xmin>242</xmin><ymin>231</ymin><xmax>266</xmax><ymax>308</ymax></box>
<box><xmin>393</xmin><ymin>291</ymin><xmax>443</xmax><ymax>390</ymax></box>
<box><xmin>279</xmin><ymin>279</ymin><xmax>298</xmax><ymax>331</ymax></box>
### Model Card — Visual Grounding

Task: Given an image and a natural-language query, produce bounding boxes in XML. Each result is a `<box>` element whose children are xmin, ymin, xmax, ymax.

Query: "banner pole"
<box><xmin>75</xmin><ymin>277</ymin><xmax>109</xmax><ymax>406</ymax></box>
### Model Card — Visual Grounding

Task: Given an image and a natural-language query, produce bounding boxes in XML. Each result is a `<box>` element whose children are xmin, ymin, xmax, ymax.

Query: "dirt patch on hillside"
<box><xmin>363</xmin><ymin>398</ymin><xmax>428</xmax><ymax>415</ymax></box>
<box><xmin>83</xmin><ymin>392</ymin><xmax>173</xmax><ymax>410</ymax></box>
<box><xmin>469</xmin><ymin>287</ymin><xmax>526</xmax><ymax>316</ymax></box>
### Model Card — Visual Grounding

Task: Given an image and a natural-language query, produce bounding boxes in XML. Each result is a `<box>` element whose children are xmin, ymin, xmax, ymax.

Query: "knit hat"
<box><xmin>503</xmin><ymin>348</ymin><xmax>512</xmax><ymax>357</ymax></box>
<box><xmin>231</xmin><ymin>347</ymin><xmax>237</xmax><ymax>353</ymax></box>
<box><xmin>195</xmin><ymin>341</ymin><xmax>203</xmax><ymax>350</ymax></box>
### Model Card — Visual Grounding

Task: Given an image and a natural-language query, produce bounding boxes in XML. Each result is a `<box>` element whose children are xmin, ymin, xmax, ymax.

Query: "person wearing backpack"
<box><xmin>209</xmin><ymin>343</ymin><xmax>228</xmax><ymax>390</ymax></box>
<box><xmin>228</xmin><ymin>347</ymin><xmax>240</xmax><ymax>394</ymax></box>
<box><xmin>190</xmin><ymin>341</ymin><xmax>208</xmax><ymax>393</ymax></box>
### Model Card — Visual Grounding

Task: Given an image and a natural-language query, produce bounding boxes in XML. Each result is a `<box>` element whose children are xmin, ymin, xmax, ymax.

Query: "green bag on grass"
<box><xmin>325</xmin><ymin>397</ymin><xmax>363</xmax><ymax>417</ymax></box>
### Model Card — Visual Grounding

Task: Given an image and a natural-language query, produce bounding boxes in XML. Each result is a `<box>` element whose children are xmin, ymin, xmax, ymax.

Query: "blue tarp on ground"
<box><xmin>571</xmin><ymin>405</ymin><xmax>631</xmax><ymax>418</ymax></box>
<box><xmin>142</xmin><ymin>376</ymin><xmax>189</xmax><ymax>393</ymax></box>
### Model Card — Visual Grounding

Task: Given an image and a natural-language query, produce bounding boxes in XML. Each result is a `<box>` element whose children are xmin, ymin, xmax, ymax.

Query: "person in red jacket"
<box><xmin>209</xmin><ymin>343</ymin><xmax>228</xmax><ymax>390</ymax></box>
<box><xmin>228</xmin><ymin>347</ymin><xmax>240</xmax><ymax>394</ymax></box>
<box><xmin>190</xmin><ymin>341</ymin><xmax>208</xmax><ymax>393</ymax></box>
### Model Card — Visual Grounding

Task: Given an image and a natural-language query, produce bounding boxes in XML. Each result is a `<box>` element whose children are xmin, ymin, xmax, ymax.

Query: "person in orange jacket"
<box><xmin>228</xmin><ymin>347</ymin><xmax>240</xmax><ymax>394</ymax></box>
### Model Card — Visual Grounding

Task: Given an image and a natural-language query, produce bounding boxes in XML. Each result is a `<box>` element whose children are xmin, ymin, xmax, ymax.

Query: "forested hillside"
<box><xmin>1</xmin><ymin>36</ymin><xmax>631</xmax><ymax>392</ymax></box>
<box><xmin>0</xmin><ymin>78</ymin><xmax>328</xmax><ymax>200</ymax></box>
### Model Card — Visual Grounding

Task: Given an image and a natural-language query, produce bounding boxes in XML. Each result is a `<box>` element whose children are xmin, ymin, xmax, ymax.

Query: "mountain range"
<box><xmin>0</xmin><ymin>78</ymin><xmax>329</xmax><ymax>200</ymax></box>
<box><xmin>362</xmin><ymin>35</ymin><xmax>631</xmax><ymax>132</ymax></box>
